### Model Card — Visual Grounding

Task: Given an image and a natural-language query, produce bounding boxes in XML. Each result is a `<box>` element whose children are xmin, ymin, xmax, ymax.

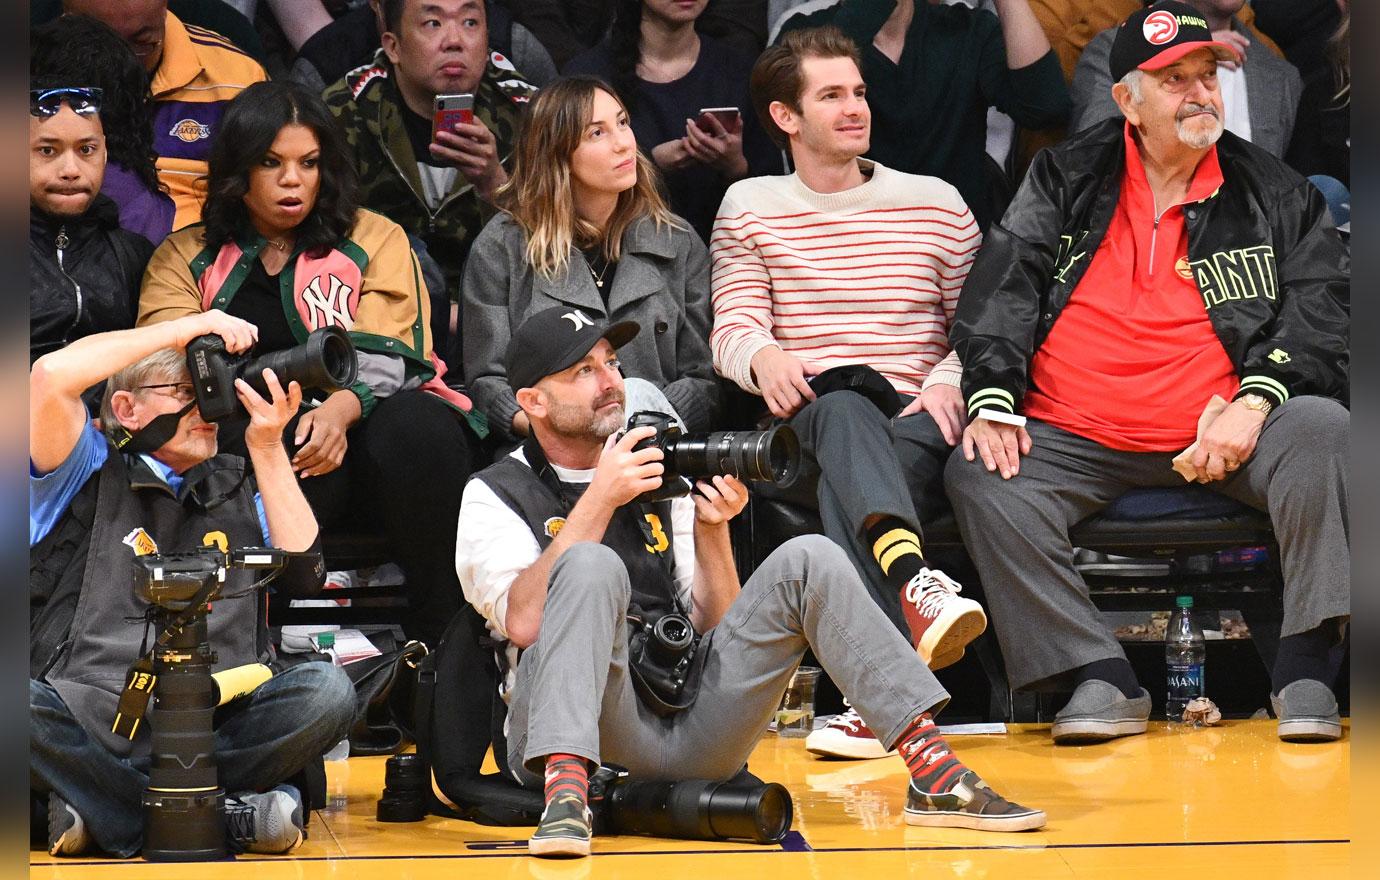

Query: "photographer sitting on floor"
<box><xmin>455</xmin><ymin>307</ymin><xmax>1046</xmax><ymax>859</ymax></box>
<box><xmin>30</xmin><ymin>312</ymin><xmax>356</xmax><ymax>859</ymax></box>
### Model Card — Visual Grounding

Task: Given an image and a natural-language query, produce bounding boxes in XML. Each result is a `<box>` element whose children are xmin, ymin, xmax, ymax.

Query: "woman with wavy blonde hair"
<box><xmin>463</xmin><ymin>75</ymin><xmax>721</xmax><ymax>440</ymax></box>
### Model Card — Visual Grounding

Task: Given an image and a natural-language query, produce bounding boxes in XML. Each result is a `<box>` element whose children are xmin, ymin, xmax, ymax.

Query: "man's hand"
<box><xmin>432</xmin><ymin>118</ymin><xmax>508</xmax><ymax>201</ymax></box>
<box><xmin>291</xmin><ymin>390</ymin><xmax>362</xmax><ymax>477</ymax></box>
<box><xmin>1190</xmin><ymin>399</ymin><xmax>1266</xmax><ymax>482</ymax></box>
<box><xmin>172</xmin><ymin>311</ymin><xmax>258</xmax><ymax>354</ymax></box>
<box><xmin>899</xmin><ymin>384</ymin><xmax>967</xmax><ymax>445</ymax></box>
<box><xmin>683</xmin><ymin>113</ymin><xmax>749</xmax><ymax>178</ymax></box>
<box><xmin>1212</xmin><ymin>29</ymin><xmax>1248</xmax><ymax>69</ymax></box>
<box><xmin>750</xmin><ymin>346</ymin><xmax>817</xmax><ymax>419</ymax></box>
<box><xmin>692</xmin><ymin>475</ymin><xmax>748</xmax><ymax>526</ymax></box>
<box><xmin>961</xmin><ymin>416</ymin><xmax>1033</xmax><ymax>479</ymax></box>
<box><xmin>238</xmin><ymin>369</ymin><xmax>302</xmax><ymax>451</ymax></box>
<box><xmin>651</xmin><ymin>138</ymin><xmax>696</xmax><ymax>172</ymax></box>
<box><xmin>587</xmin><ymin>426</ymin><xmax>665</xmax><ymax>510</ymax></box>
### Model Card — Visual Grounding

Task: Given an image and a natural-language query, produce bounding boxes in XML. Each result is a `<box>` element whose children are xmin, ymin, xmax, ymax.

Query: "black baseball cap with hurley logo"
<box><xmin>1109</xmin><ymin>1</ymin><xmax>1242</xmax><ymax>83</ymax></box>
<box><xmin>505</xmin><ymin>307</ymin><xmax>640</xmax><ymax>392</ymax></box>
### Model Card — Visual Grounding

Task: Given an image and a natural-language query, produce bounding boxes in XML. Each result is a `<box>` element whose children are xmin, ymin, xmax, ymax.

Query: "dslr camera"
<box><xmin>186</xmin><ymin>325</ymin><xmax>359</xmax><ymax>422</ymax></box>
<box><xmin>624</xmin><ymin>410</ymin><xmax>800</xmax><ymax>502</ymax></box>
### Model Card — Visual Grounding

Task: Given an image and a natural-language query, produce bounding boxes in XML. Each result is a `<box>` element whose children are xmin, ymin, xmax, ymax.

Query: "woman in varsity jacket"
<box><xmin>136</xmin><ymin>80</ymin><xmax>481</xmax><ymax>649</ymax></box>
<box><xmin>461</xmin><ymin>75</ymin><xmax>721</xmax><ymax>442</ymax></box>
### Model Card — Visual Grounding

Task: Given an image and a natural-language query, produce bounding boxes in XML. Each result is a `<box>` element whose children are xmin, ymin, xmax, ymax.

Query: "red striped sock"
<box><xmin>896</xmin><ymin>713</ymin><xmax>968</xmax><ymax>794</ymax></box>
<box><xmin>543</xmin><ymin>754</ymin><xmax>589</xmax><ymax>805</ymax></box>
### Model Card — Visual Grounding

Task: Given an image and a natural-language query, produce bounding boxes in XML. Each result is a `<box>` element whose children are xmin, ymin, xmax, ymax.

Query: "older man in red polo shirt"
<box><xmin>945</xmin><ymin>1</ymin><xmax>1348</xmax><ymax>745</ymax></box>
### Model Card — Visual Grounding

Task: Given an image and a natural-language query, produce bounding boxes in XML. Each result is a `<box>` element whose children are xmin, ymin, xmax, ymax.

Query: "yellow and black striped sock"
<box><xmin>866</xmin><ymin>516</ymin><xmax>925</xmax><ymax>592</ymax></box>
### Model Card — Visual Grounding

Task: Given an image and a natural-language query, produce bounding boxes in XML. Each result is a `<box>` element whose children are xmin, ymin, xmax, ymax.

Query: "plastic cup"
<box><xmin>775</xmin><ymin>666</ymin><xmax>821</xmax><ymax>738</ymax></box>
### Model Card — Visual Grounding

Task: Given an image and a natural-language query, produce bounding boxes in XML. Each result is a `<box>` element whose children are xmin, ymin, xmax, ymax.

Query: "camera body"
<box><xmin>627</xmin><ymin>608</ymin><xmax>698</xmax><ymax>714</ymax></box>
<box><xmin>186</xmin><ymin>325</ymin><xmax>359</xmax><ymax>422</ymax></box>
<box><xmin>136</xmin><ymin>546</ymin><xmax>287</xmax><ymax>862</ymax></box>
<box><xmin>625</xmin><ymin>410</ymin><xmax>800</xmax><ymax>502</ymax></box>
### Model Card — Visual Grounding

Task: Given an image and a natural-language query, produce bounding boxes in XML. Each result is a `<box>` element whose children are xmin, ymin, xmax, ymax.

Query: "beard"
<box><xmin>545</xmin><ymin>390</ymin><xmax>626</xmax><ymax>442</ymax></box>
<box><xmin>1176</xmin><ymin>104</ymin><xmax>1224</xmax><ymax>150</ymax></box>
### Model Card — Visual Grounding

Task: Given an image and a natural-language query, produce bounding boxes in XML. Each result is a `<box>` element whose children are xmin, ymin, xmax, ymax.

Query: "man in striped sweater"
<box><xmin>710</xmin><ymin>26</ymin><xmax>985</xmax><ymax>760</ymax></box>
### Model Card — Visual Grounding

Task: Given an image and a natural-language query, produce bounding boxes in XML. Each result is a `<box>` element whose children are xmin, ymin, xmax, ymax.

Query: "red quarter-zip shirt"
<box><xmin>1022</xmin><ymin>124</ymin><xmax>1239</xmax><ymax>451</ymax></box>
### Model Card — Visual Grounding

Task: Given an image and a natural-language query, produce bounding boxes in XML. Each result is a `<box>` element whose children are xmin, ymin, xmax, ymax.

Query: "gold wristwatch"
<box><xmin>1237</xmin><ymin>393</ymin><xmax>1273</xmax><ymax>417</ymax></box>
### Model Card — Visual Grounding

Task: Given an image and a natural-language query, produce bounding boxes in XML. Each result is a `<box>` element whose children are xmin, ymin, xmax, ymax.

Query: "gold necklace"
<box><xmin>266</xmin><ymin>237</ymin><xmax>291</xmax><ymax>252</ymax></box>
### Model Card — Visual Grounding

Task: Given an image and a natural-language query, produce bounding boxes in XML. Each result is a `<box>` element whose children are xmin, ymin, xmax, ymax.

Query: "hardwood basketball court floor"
<box><xmin>30</xmin><ymin>719</ymin><xmax>1349</xmax><ymax>879</ymax></box>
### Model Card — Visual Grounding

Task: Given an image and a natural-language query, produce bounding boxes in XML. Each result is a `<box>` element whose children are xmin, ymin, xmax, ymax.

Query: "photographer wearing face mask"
<box><xmin>30</xmin><ymin>313</ymin><xmax>356</xmax><ymax>859</ymax></box>
<box><xmin>456</xmin><ymin>307</ymin><xmax>1046</xmax><ymax>859</ymax></box>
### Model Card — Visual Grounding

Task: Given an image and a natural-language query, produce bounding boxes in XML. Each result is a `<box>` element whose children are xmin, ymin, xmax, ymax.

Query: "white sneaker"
<box><xmin>901</xmin><ymin>568</ymin><xmax>987</xmax><ymax>669</ymax></box>
<box><xmin>805</xmin><ymin>703</ymin><xmax>897</xmax><ymax>760</ymax></box>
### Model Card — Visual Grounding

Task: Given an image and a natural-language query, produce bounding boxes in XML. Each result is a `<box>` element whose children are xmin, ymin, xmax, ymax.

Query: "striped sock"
<box><xmin>896</xmin><ymin>713</ymin><xmax>969</xmax><ymax>794</ymax></box>
<box><xmin>543</xmin><ymin>754</ymin><xmax>589</xmax><ymax>806</ymax></box>
<box><xmin>866</xmin><ymin>517</ymin><xmax>925</xmax><ymax>591</ymax></box>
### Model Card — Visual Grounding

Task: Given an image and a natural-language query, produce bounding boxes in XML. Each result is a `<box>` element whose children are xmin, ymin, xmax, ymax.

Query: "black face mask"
<box><xmin>111</xmin><ymin>400</ymin><xmax>196</xmax><ymax>455</ymax></box>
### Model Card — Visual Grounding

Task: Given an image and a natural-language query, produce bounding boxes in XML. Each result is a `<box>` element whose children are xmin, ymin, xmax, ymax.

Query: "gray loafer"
<box><xmin>1051</xmin><ymin>680</ymin><xmax>1151</xmax><ymax>744</ymax></box>
<box><xmin>1271</xmin><ymin>679</ymin><xmax>1342</xmax><ymax>742</ymax></box>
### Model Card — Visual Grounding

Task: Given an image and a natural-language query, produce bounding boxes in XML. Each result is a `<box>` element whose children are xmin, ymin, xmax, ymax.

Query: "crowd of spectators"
<box><xmin>29</xmin><ymin>0</ymin><xmax>1350</xmax><ymax>862</ymax></box>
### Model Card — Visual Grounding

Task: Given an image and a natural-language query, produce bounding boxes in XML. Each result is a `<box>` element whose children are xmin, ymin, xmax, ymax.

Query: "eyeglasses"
<box><xmin>137</xmin><ymin>382</ymin><xmax>197</xmax><ymax>404</ymax></box>
<box><xmin>29</xmin><ymin>87</ymin><xmax>104</xmax><ymax>118</ymax></box>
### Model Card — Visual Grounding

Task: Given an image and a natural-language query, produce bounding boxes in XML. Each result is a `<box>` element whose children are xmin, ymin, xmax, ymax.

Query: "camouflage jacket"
<box><xmin>323</xmin><ymin>50</ymin><xmax>536</xmax><ymax>299</ymax></box>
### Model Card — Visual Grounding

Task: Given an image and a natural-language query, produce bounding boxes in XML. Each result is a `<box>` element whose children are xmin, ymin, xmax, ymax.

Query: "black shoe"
<box><xmin>47</xmin><ymin>793</ymin><xmax>92</xmax><ymax>857</ymax></box>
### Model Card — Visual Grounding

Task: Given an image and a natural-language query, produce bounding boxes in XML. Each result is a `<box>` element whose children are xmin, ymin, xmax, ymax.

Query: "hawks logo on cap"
<box><xmin>1143</xmin><ymin>10</ymin><xmax>1180</xmax><ymax>45</ymax></box>
<box><xmin>169</xmin><ymin>119</ymin><xmax>212</xmax><ymax>143</ymax></box>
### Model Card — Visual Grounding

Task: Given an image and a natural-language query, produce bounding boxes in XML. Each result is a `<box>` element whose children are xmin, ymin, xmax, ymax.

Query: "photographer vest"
<box><xmin>30</xmin><ymin>442</ymin><xmax>265</xmax><ymax>757</ymax></box>
<box><xmin>475</xmin><ymin>438</ymin><xmax>684</xmax><ymax>624</ymax></box>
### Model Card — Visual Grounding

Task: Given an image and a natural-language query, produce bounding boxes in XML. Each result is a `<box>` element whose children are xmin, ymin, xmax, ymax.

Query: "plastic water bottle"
<box><xmin>1165</xmin><ymin>595</ymin><xmax>1206</xmax><ymax>723</ymax></box>
<box><xmin>317</xmin><ymin>632</ymin><xmax>352</xmax><ymax>762</ymax></box>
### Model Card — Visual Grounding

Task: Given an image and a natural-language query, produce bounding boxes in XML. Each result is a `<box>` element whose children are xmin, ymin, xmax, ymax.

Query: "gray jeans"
<box><xmin>944</xmin><ymin>396</ymin><xmax>1350</xmax><ymax>691</ymax></box>
<box><xmin>505</xmin><ymin>535</ymin><xmax>949</xmax><ymax>784</ymax></box>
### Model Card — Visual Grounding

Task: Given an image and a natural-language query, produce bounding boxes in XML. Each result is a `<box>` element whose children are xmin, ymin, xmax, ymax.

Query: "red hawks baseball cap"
<box><xmin>1109</xmin><ymin>1</ymin><xmax>1242</xmax><ymax>83</ymax></box>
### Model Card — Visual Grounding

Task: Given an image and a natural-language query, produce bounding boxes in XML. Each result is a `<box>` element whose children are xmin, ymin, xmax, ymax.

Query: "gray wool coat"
<box><xmin>461</xmin><ymin>212</ymin><xmax>721</xmax><ymax>440</ymax></box>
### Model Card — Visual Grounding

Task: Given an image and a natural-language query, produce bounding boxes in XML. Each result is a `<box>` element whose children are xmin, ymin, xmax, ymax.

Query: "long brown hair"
<box><xmin>496</xmin><ymin>75</ymin><xmax>676</xmax><ymax>279</ymax></box>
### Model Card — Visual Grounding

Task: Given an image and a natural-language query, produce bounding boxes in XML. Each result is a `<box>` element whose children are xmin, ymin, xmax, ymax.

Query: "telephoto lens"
<box><xmin>600</xmin><ymin>776</ymin><xmax>793</xmax><ymax>844</ymax></box>
<box><xmin>241</xmin><ymin>326</ymin><xmax>358</xmax><ymax>399</ymax></box>
<box><xmin>376</xmin><ymin>753</ymin><xmax>430</xmax><ymax>822</ymax></box>
<box><xmin>668</xmin><ymin>423</ymin><xmax>800</xmax><ymax>488</ymax></box>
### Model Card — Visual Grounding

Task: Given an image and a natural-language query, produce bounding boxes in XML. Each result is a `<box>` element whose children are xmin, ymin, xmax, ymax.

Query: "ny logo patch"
<box><xmin>302</xmin><ymin>273</ymin><xmax>357</xmax><ymax>329</ymax></box>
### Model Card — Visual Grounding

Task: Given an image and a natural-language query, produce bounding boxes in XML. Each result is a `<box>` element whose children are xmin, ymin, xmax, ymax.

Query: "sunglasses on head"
<box><xmin>29</xmin><ymin>87</ymin><xmax>104</xmax><ymax>118</ymax></box>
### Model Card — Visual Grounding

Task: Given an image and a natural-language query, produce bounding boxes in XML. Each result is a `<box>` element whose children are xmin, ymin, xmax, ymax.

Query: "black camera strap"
<box><xmin>111</xmin><ymin>570</ymin><xmax>223</xmax><ymax>741</ymax></box>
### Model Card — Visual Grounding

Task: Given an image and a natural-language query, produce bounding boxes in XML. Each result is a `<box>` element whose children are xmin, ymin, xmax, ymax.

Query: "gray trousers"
<box><xmin>759</xmin><ymin>391</ymin><xmax>955</xmax><ymax>635</ymax></box>
<box><xmin>505</xmin><ymin>535</ymin><xmax>950</xmax><ymax>784</ymax></box>
<box><xmin>943</xmin><ymin>396</ymin><xmax>1350</xmax><ymax>692</ymax></box>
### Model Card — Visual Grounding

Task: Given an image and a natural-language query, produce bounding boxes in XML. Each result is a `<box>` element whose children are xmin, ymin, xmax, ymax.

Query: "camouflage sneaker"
<box><xmin>529</xmin><ymin>795</ymin><xmax>593</xmax><ymax>858</ymax></box>
<box><xmin>47</xmin><ymin>793</ymin><xmax>92</xmax><ymax>857</ymax></box>
<box><xmin>905</xmin><ymin>769</ymin><xmax>1047</xmax><ymax>832</ymax></box>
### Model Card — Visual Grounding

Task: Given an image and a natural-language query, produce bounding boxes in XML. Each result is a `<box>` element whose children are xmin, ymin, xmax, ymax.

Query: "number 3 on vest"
<box><xmin>643</xmin><ymin>514</ymin><xmax>669</xmax><ymax>553</ymax></box>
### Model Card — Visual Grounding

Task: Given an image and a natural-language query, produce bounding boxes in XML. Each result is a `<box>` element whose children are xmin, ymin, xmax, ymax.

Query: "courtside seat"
<box><xmin>268</xmin><ymin>531</ymin><xmax>410</xmax><ymax>627</ymax></box>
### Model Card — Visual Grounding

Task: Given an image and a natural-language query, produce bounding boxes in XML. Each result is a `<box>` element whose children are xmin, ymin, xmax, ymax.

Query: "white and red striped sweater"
<box><xmin>709</xmin><ymin>160</ymin><xmax>980</xmax><ymax>398</ymax></box>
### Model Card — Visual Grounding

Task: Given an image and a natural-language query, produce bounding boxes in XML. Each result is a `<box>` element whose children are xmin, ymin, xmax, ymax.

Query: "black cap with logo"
<box><xmin>504</xmin><ymin>306</ymin><xmax>639</xmax><ymax>392</ymax></box>
<box><xmin>1109</xmin><ymin>1</ymin><xmax>1242</xmax><ymax>84</ymax></box>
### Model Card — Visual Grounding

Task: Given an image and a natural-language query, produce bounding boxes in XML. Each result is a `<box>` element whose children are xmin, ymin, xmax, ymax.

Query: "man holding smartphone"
<box><xmin>324</xmin><ymin>0</ymin><xmax>538</xmax><ymax>301</ymax></box>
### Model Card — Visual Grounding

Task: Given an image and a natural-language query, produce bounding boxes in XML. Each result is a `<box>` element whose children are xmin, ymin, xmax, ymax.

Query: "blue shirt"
<box><xmin>30</xmin><ymin>424</ymin><xmax>269</xmax><ymax>547</ymax></box>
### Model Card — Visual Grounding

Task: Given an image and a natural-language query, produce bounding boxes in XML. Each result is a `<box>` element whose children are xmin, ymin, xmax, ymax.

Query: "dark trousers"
<box><xmin>758</xmin><ymin>391</ymin><xmax>955</xmax><ymax>635</ymax></box>
<box><xmin>300</xmin><ymin>391</ymin><xmax>478</xmax><ymax>647</ymax></box>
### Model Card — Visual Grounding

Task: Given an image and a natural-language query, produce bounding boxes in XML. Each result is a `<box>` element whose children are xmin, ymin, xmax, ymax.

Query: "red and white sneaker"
<box><xmin>806</xmin><ymin>704</ymin><xmax>897</xmax><ymax>760</ymax></box>
<box><xmin>902</xmin><ymin>568</ymin><xmax>986</xmax><ymax>669</ymax></box>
